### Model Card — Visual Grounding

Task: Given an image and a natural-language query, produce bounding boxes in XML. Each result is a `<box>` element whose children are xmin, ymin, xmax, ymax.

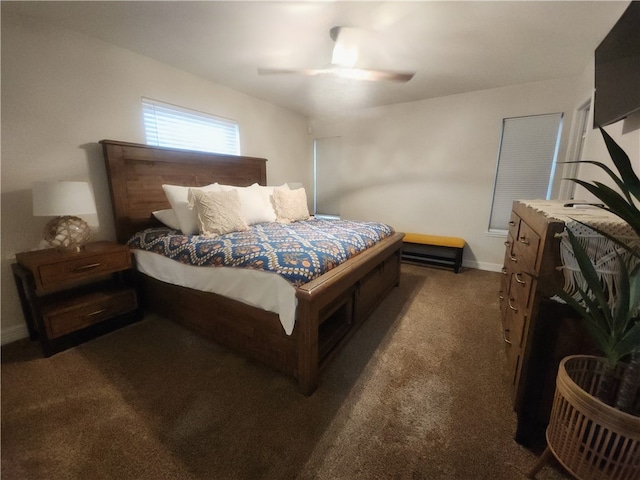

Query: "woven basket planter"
<box><xmin>542</xmin><ymin>355</ymin><xmax>640</xmax><ymax>480</ymax></box>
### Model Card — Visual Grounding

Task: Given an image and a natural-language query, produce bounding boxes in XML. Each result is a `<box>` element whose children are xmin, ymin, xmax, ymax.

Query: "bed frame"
<box><xmin>100</xmin><ymin>139</ymin><xmax>404</xmax><ymax>394</ymax></box>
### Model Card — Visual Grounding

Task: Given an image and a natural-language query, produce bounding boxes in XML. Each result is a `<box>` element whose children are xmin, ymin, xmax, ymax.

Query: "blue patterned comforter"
<box><xmin>128</xmin><ymin>219</ymin><xmax>395</xmax><ymax>286</ymax></box>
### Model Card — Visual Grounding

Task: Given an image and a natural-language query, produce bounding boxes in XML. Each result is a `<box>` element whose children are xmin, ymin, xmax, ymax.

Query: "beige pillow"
<box><xmin>273</xmin><ymin>187</ymin><xmax>310</xmax><ymax>223</ymax></box>
<box><xmin>188</xmin><ymin>188</ymin><xmax>248</xmax><ymax>236</ymax></box>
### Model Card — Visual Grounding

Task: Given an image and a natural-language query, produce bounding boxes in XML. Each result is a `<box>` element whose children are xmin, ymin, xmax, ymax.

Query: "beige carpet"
<box><xmin>1</xmin><ymin>264</ymin><xmax>570</xmax><ymax>479</ymax></box>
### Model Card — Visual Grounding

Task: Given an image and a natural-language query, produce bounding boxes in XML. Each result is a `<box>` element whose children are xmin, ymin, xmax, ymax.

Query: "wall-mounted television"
<box><xmin>593</xmin><ymin>1</ymin><xmax>640</xmax><ymax>127</ymax></box>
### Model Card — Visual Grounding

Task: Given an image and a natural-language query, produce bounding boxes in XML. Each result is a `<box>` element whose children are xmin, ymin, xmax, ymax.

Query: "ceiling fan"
<box><xmin>258</xmin><ymin>26</ymin><xmax>415</xmax><ymax>83</ymax></box>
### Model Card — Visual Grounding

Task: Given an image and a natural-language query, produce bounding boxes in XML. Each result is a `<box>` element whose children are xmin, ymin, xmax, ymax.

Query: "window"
<box><xmin>313</xmin><ymin>136</ymin><xmax>341</xmax><ymax>217</ymax></box>
<box><xmin>489</xmin><ymin>113</ymin><xmax>564</xmax><ymax>232</ymax></box>
<box><xmin>142</xmin><ymin>98</ymin><xmax>240</xmax><ymax>155</ymax></box>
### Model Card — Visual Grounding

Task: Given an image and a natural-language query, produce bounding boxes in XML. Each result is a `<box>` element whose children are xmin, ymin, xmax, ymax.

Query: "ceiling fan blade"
<box><xmin>257</xmin><ymin>68</ymin><xmax>322</xmax><ymax>76</ymax></box>
<box><xmin>345</xmin><ymin>68</ymin><xmax>415</xmax><ymax>82</ymax></box>
<box><xmin>258</xmin><ymin>26</ymin><xmax>415</xmax><ymax>83</ymax></box>
<box><xmin>257</xmin><ymin>66</ymin><xmax>414</xmax><ymax>83</ymax></box>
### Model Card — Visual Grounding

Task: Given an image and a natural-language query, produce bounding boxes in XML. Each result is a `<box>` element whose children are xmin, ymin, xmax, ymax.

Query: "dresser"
<box><xmin>499</xmin><ymin>201</ymin><xmax>595</xmax><ymax>449</ymax></box>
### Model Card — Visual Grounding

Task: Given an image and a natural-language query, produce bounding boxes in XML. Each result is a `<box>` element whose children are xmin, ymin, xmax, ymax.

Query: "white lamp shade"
<box><xmin>32</xmin><ymin>181</ymin><xmax>97</xmax><ymax>216</ymax></box>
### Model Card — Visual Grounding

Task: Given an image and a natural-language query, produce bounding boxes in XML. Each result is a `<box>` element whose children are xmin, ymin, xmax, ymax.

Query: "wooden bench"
<box><xmin>401</xmin><ymin>233</ymin><xmax>465</xmax><ymax>273</ymax></box>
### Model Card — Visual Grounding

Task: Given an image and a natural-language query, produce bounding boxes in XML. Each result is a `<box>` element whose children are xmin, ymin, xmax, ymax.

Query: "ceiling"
<box><xmin>2</xmin><ymin>1</ymin><xmax>631</xmax><ymax>117</ymax></box>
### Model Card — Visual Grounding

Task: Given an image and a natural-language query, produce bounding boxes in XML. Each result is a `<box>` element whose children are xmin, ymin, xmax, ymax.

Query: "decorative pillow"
<box><xmin>273</xmin><ymin>187</ymin><xmax>310</xmax><ymax>223</ymax></box>
<box><xmin>188</xmin><ymin>188</ymin><xmax>248</xmax><ymax>236</ymax></box>
<box><xmin>152</xmin><ymin>209</ymin><xmax>181</xmax><ymax>230</ymax></box>
<box><xmin>162</xmin><ymin>183</ymin><xmax>221</xmax><ymax>234</ymax></box>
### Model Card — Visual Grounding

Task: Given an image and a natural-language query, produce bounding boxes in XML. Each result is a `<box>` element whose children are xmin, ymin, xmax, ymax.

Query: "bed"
<box><xmin>100</xmin><ymin>139</ymin><xmax>404</xmax><ymax>394</ymax></box>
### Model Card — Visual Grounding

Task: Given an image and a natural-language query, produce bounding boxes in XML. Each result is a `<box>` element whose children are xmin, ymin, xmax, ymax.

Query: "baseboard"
<box><xmin>1</xmin><ymin>324</ymin><xmax>29</xmax><ymax>346</ymax></box>
<box><xmin>462</xmin><ymin>260</ymin><xmax>503</xmax><ymax>273</ymax></box>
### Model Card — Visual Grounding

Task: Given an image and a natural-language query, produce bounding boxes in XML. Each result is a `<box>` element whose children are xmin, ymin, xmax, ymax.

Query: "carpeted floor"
<box><xmin>1</xmin><ymin>264</ymin><xmax>570</xmax><ymax>479</ymax></box>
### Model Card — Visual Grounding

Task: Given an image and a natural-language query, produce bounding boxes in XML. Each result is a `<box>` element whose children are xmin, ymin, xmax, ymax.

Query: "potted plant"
<box><xmin>528</xmin><ymin>128</ymin><xmax>640</xmax><ymax>480</ymax></box>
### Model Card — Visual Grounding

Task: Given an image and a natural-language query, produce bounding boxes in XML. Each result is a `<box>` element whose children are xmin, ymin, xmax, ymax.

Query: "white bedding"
<box><xmin>132</xmin><ymin>249</ymin><xmax>298</xmax><ymax>335</ymax></box>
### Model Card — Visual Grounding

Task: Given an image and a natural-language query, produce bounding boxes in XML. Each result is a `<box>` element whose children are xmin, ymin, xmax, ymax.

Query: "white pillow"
<box><xmin>152</xmin><ymin>209</ymin><xmax>181</xmax><ymax>230</ymax></box>
<box><xmin>188</xmin><ymin>188</ymin><xmax>248</xmax><ymax>237</ymax></box>
<box><xmin>254</xmin><ymin>184</ymin><xmax>290</xmax><ymax>222</ymax></box>
<box><xmin>273</xmin><ymin>187</ymin><xmax>310</xmax><ymax>223</ymax></box>
<box><xmin>162</xmin><ymin>183</ymin><xmax>221</xmax><ymax>234</ymax></box>
<box><xmin>218</xmin><ymin>183</ymin><xmax>287</xmax><ymax>225</ymax></box>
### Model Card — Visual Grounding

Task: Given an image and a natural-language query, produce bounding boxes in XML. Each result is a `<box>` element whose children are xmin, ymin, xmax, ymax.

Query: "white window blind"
<box><xmin>142</xmin><ymin>98</ymin><xmax>240</xmax><ymax>155</ymax></box>
<box><xmin>489</xmin><ymin>113</ymin><xmax>563</xmax><ymax>231</ymax></box>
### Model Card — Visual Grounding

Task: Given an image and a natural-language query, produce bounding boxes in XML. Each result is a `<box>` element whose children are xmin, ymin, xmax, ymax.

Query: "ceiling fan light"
<box><xmin>331</xmin><ymin>26</ymin><xmax>360</xmax><ymax>67</ymax></box>
<box><xmin>331</xmin><ymin>42</ymin><xmax>358</xmax><ymax>67</ymax></box>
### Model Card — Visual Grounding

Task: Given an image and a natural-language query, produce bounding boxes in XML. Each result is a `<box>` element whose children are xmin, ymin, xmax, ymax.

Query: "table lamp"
<box><xmin>32</xmin><ymin>181</ymin><xmax>97</xmax><ymax>251</ymax></box>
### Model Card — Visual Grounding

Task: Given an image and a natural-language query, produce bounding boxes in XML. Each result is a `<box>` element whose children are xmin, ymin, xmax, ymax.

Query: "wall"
<box><xmin>309</xmin><ymin>76</ymin><xmax>583</xmax><ymax>272</ymax></box>
<box><xmin>1</xmin><ymin>14</ymin><xmax>311</xmax><ymax>343</ymax></box>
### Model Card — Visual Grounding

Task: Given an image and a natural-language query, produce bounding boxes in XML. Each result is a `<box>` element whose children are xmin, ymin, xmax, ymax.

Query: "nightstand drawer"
<box><xmin>37</xmin><ymin>250</ymin><xmax>131</xmax><ymax>289</ymax></box>
<box><xmin>42</xmin><ymin>288</ymin><xmax>138</xmax><ymax>338</ymax></box>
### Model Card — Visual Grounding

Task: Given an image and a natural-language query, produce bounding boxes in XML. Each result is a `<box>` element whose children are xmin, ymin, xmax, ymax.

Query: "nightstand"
<box><xmin>12</xmin><ymin>241</ymin><xmax>141</xmax><ymax>356</ymax></box>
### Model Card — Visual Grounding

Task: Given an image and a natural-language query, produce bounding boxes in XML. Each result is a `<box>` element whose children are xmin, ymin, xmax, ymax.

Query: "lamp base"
<box><xmin>44</xmin><ymin>216</ymin><xmax>91</xmax><ymax>251</ymax></box>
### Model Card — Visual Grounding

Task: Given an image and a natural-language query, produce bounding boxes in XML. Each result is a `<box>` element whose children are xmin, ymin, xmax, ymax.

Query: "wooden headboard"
<box><xmin>100</xmin><ymin>140</ymin><xmax>268</xmax><ymax>243</ymax></box>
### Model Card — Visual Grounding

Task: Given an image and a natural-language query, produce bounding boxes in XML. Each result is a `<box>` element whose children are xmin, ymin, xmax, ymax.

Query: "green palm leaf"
<box><xmin>612</xmin><ymin>256</ymin><xmax>630</xmax><ymax>334</ymax></box>
<box><xmin>563</xmin><ymin>160</ymin><xmax>632</xmax><ymax>202</ymax></box>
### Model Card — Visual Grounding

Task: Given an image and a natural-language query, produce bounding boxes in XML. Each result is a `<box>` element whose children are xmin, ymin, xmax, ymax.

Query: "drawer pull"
<box><xmin>86</xmin><ymin>308</ymin><xmax>107</xmax><ymax>317</ymax></box>
<box><xmin>502</xmin><ymin>329</ymin><xmax>512</xmax><ymax>345</ymax></box>
<box><xmin>501</xmin><ymin>267</ymin><xmax>507</xmax><ymax>275</ymax></box>
<box><xmin>72</xmin><ymin>262</ymin><xmax>102</xmax><ymax>272</ymax></box>
<box><xmin>504</xmin><ymin>240</ymin><xmax>511</xmax><ymax>247</ymax></box>
<box><xmin>508</xmin><ymin>299</ymin><xmax>518</xmax><ymax>312</ymax></box>
<box><xmin>499</xmin><ymin>294</ymin><xmax>504</xmax><ymax>301</ymax></box>
<box><xmin>515</xmin><ymin>273</ymin><xmax>526</xmax><ymax>285</ymax></box>
<box><xmin>509</xmin><ymin>254</ymin><xmax>518</xmax><ymax>263</ymax></box>
<box><xmin>519</xmin><ymin>237</ymin><xmax>530</xmax><ymax>246</ymax></box>
<box><xmin>509</xmin><ymin>221</ymin><xmax>516</xmax><ymax>227</ymax></box>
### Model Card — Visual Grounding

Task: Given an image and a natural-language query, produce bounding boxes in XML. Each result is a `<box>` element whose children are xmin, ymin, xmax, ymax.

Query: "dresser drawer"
<box><xmin>503</xmin><ymin>237</ymin><xmax>520</xmax><ymax>271</ymax></box>
<box><xmin>499</xmin><ymin>267</ymin><xmax>510</xmax><ymax>318</ymax></box>
<box><xmin>502</xmin><ymin>308</ymin><xmax>521</xmax><ymax>385</ymax></box>
<box><xmin>507</xmin><ymin>211</ymin><xmax>521</xmax><ymax>241</ymax></box>
<box><xmin>510</xmin><ymin>305</ymin><xmax>527</xmax><ymax>349</ymax></box>
<box><xmin>514</xmin><ymin>220</ymin><xmax>541</xmax><ymax>272</ymax></box>
<box><xmin>503</xmin><ymin>233</ymin><xmax>516</xmax><ymax>261</ymax></box>
<box><xmin>510</xmin><ymin>270</ymin><xmax>536</xmax><ymax>311</ymax></box>
<box><xmin>42</xmin><ymin>288</ymin><xmax>138</xmax><ymax>338</ymax></box>
<box><xmin>37</xmin><ymin>250</ymin><xmax>131</xmax><ymax>289</ymax></box>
